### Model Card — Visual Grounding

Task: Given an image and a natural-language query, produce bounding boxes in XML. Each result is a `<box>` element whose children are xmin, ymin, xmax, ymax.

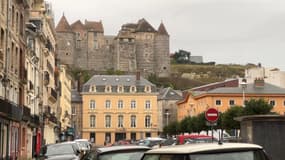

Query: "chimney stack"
<box><xmin>254</xmin><ymin>78</ymin><xmax>264</xmax><ymax>88</ymax></box>
<box><xmin>136</xmin><ymin>71</ymin><xmax>140</xmax><ymax>81</ymax></box>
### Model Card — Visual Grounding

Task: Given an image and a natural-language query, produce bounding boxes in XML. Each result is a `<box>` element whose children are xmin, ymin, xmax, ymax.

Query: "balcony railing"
<box><xmin>22</xmin><ymin>105</ymin><xmax>31</xmax><ymax>121</ymax></box>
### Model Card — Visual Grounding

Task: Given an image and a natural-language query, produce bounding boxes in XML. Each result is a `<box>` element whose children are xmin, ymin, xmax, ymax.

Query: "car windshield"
<box><xmin>99</xmin><ymin>151</ymin><xmax>146</xmax><ymax>160</ymax></box>
<box><xmin>46</xmin><ymin>144</ymin><xmax>75</xmax><ymax>156</ymax></box>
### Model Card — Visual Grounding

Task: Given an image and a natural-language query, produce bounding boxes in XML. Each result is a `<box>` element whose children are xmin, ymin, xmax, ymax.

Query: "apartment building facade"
<box><xmin>177</xmin><ymin>79</ymin><xmax>285</xmax><ymax>121</ymax></box>
<box><xmin>81</xmin><ymin>74</ymin><xmax>159</xmax><ymax>145</ymax></box>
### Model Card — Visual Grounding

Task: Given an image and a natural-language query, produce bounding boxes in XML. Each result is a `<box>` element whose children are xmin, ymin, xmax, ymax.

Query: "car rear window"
<box><xmin>142</xmin><ymin>150</ymin><xmax>268</xmax><ymax>160</ymax></box>
<box><xmin>190</xmin><ymin>150</ymin><xmax>268</xmax><ymax>160</ymax></box>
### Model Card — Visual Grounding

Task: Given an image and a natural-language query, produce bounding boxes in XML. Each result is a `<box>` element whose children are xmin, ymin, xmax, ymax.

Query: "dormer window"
<box><xmin>117</xmin><ymin>85</ymin><xmax>124</xmax><ymax>93</ymax></box>
<box><xmin>130</xmin><ymin>85</ymin><xmax>136</xmax><ymax>93</ymax></box>
<box><xmin>90</xmin><ymin>85</ymin><xmax>96</xmax><ymax>92</ymax></box>
<box><xmin>144</xmin><ymin>85</ymin><xmax>151</xmax><ymax>93</ymax></box>
<box><xmin>105</xmin><ymin>85</ymin><xmax>112</xmax><ymax>93</ymax></box>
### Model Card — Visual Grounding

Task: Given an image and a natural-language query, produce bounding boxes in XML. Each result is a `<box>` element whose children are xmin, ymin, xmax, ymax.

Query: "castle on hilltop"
<box><xmin>55</xmin><ymin>15</ymin><xmax>170</xmax><ymax>77</ymax></box>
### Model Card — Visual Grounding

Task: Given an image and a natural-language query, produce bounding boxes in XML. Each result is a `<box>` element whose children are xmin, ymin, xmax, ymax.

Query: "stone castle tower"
<box><xmin>55</xmin><ymin>15</ymin><xmax>170</xmax><ymax>77</ymax></box>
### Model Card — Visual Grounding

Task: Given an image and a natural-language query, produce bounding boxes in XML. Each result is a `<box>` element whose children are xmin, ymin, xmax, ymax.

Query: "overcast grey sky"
<box><xmin>47</xmin><ymin>0</ymin><xmax>285</xmax><ymax>70</ymax></box>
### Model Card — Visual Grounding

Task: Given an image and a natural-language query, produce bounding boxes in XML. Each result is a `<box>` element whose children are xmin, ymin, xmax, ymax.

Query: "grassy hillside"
<box><xmin>152</xmin><ymin>64</ymin><xmax>248</xmax><ymax>90</ymax></box>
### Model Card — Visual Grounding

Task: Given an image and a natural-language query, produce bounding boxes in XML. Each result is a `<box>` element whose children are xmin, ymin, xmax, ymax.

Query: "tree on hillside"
<box><xmin>173</xmin><ymin>50</ymin><xmax>191</xmax><ymax>64</ymax></box>
<box><xmin>243</xmin><ymin>99</ymin><xmax>274</xmax><ymax>115</ymax></box>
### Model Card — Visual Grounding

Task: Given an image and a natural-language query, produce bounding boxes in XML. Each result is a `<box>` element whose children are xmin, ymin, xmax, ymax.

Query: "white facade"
<box><xmin>245</xmin><ymin>66</ymin><xmax>285</xmax><ymax>88</ymax></box>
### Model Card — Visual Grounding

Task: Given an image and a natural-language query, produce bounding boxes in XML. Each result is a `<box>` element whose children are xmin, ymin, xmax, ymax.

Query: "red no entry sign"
<box><xmin>205</xmin><ymin>108</ymin><xmax>219</xmax><ymax>122</ymax></box>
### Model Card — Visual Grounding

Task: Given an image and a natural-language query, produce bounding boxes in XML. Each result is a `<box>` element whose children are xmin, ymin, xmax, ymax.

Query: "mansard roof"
<box><xmin>158</xmin><ymin>87</ymin><xmax>183</xmax><ymax>100</ymax></box>
<box><xmin>135</xmin><ymin>18</ymin><xmax>156</xmax><ymax>33</ymax></box>
<box><xmin>71</xmin><ymin>20</ymin><xmax>85</xmax><ymax>30</ymax></box>
<box><xmin>82</xmin><ymin>75</ymin><xmax>156</xmax><ymax>93</ymax></box>
<box><xmin>55</xmin><ymin>15</ymin><xmax>72</xmax><ymax>32</ymax></box>
<box><xmin>157</xmin><ymin>22</ymin><xmax>169</xmax><ymax>36</ymax></box>
<box><xmin>84</xmin><ymin>20</ymin><xmax>104</xmax><ymax>32</ymax></box>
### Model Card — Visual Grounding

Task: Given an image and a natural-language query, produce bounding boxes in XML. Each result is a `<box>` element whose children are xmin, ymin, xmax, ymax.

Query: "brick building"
<box><xmin>55</xmin><ymin>16</ymin><xmax>170</xmax><ymax>77</ymax></box>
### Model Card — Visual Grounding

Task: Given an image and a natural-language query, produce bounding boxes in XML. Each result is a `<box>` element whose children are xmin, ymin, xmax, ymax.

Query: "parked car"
<box><xmin>138</xmin><ymin>137</ymin><xmax>166</xmax><ymax>148</ymax></box>
<box><xmin>39</xmin><ymin>141</ymin><xmax>82</xmax><ymax>160</ymax></box>
<box><xmin>176</xmin><ymin>134</ymin><xmax>217</xmax><ymax>145</ymax></box>
<box><xmin>81</xmin><ymin>145</ymin><xmax>151</xmax><ymax>160</ymax></box>
<box><xmin>74</xmin><ymin>139</ymin><xmax>92</xmax><ymax>153</ymax></box>
<box><xmin>141</xmin><ymin>142</ymin><xmax>270</xmax><ymax>160</ymax></box>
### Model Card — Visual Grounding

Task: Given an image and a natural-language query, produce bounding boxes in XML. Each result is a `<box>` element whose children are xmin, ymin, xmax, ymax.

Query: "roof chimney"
<box><xmin>254</xmin><ymin>78</ymin><xmax>264</xmax><ymax>88</ymax></box>
<box><xmin>136</xmin><ymin>71</ymin><xmax>140</xmax><ymax>81</ymax></box>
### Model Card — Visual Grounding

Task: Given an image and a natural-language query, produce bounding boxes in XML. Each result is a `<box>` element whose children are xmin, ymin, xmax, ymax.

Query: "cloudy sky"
<box><xmin>47</xmin><ymin>0</ymin><xmax>285</xmax><ymax>70</ymax></box>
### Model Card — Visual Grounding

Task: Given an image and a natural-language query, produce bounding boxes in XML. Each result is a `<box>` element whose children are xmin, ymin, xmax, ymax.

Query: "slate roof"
<box><xmin>55</xmin><ymin>15</ymin><xmax>72</xmax><ymax>32</ymax></box>
<box><xmin>194</xmin><ymin>82</ymin><xmax>285</xmax><ymax>96</ymax></box>
<box><xmin>84</xmin><ymin>20</ymin><xmax>104</xmax><ymax>32</ymax></box>
<box><xmin>135</xmin><ymin>18</ymin><xmax>156</xmax><ymax>33</ymax></box>
<box><xmin>82</xmin><ymin>75</ymin><xmax>156</xmax><ymax>93</ymax></box>
<box><xmin>157</xmin><ymin>22</ymin><xmax>169</xmax><ymax>36</ymax></box>
<box><xmin>70</xmin><ymin>20</ymin><xmax>85</xmax><ymax>30</ymax></box>
<box><xmin>158</xmin><ymin>87</ymin><xmax>183</xmax><ymax>100</ymax></box>
<box><xmin>71</xmin><ymin>89</ymin><xmax>82</xmax><ymax>102</ymax></box>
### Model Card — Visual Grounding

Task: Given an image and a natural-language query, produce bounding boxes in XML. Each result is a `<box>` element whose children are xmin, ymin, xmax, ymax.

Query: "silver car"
<box><xmin>141</xmin><ymin>143</ymin><xmax>270</xmax><ymax>160</ymax></box>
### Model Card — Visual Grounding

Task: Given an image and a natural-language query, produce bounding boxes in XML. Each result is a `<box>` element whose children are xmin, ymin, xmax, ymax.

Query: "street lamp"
<box><xmin>240</xmin><ymin>79</ymin><xmax>247</xmax><ymax>107</ymax></box>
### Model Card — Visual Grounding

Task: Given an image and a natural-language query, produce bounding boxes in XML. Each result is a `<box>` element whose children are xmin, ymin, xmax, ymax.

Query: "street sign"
<box><xmin>205</xmin><ymin>108</ymin><xmax>219</xmax><ymax>122</ymax></box>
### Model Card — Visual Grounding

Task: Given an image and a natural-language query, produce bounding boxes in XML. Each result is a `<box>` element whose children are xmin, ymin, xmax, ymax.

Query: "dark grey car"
<box><xmin>81</xmin><ymin>145</ymin><xmax>151</xmax><ymax>160</ymax></box>
<box><xmin>39</xmin><ymin>141</ymin><xmax>82</xmax><ymax>160</ymax></box>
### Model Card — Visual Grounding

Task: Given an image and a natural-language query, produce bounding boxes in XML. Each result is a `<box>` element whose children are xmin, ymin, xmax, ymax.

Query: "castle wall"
<box><xmin>56</xmin><ymin>32</ymin><xmax>75</xmax><ymax>66</ymax></box>
<box><xmin>154</xmin><ymin>34</ymin><xmax>170</xmax><ymax>77</ymax></box>
<box><xmin>135</xmin><ymin>32</ymin><xmax>155</xmax><ymax>74</ymax></box>
<box><xmin>114</xmin><ymin>38</ymin><xmax>137</xmax><ymax>72</ymax></box>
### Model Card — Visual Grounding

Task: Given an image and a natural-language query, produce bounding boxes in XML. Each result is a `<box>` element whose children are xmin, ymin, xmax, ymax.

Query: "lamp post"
<box><xmin>165</xmin><ymin>111</ymin><xmax>170</xmax><ymax>126</ymax></box>
<box><xmin>240</xmin><ymin>79</ymin><xmax>247</xmax><ymax>107</ymax></box>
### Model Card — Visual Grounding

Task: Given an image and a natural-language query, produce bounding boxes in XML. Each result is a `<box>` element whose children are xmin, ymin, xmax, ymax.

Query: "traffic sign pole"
<box><xmin>205</xmin><ymin>108</ymin><xmax>219</xmax><ymax>142</ymax></box>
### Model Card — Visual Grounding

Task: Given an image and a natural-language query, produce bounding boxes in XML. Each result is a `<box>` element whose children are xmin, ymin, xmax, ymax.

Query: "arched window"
<box><xmin>130</xmin><ymin>85</ymin><xmax>136</xmax><ymax>93</ymax></box>
<box><xmin>144</xmin><ymin>85</ymin><xmax>151</xmax><ymax>93</ymax></box>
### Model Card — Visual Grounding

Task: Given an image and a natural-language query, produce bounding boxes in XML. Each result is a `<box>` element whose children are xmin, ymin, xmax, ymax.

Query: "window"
<box><xmin>105</xmin><ymin>85</ymin><xmax>112</xmax><ymax>92</ymax></box>
<box><xmin>105</xmin><ymin>100</ymin><xmax>111</xmax><ymax>109</ymax></box>
<box><xmin>229</xmin><ymin>100</ymin><xmax>235</xmax><ymax>106</ymax></box>
<box><xmin>145</xmin><ymin>100</ymin><xmax>151</xmax><ymax>109</ymax></box>
<box><xmin>71</xmin><ymin>106</ymin><xmax>76</xmax><ymax>115</ymax></box>
<box><xmin>130</xmin><ymin>86</ymin><xmax>136</xmax><ymax>93</ymax></box>
<box><xmin>118</xmin><ymin>100</ymin><xmax>123</xmax><ymax>109</ymax></box>
<box><xmin>94</xmin><ymin>40</ymin><xmax>98</xmax><ymax>49</ymax></box>
<box><xmin>117</xmin><ymin>85</ymin><xmax>124</xmax><ymax>93</ymax></box>
<box><xmin>215</xmin><ymin>100</ymin><xmax>221</xmax><ymax>106</ymax></box>
<box><xmin>145</xmin><ymin>115</ymin><xmax>151</xmax><ymax>128</ymax></box>
<box><xmin>90</xmin><ymin>85</ymin><xmax>96</xmax><ymax>92</ymax></box>
<box><xmin>90</xmin><ymin>115</ymin><xmax>96</xmax><ymax>128</ymax></box>
<box><xmin>269</xmin><ymin>100</ymin><xmax>275</xmax><ymax>106</ymax></box>
<box><xmin>131</xmin><ymin>115</ymin><xmax>136</xmax><ymax>128</ymax></box>
<box><xmin>131</xmin><ymin>100</ymin><xmax>136</xmax><ymax>109</ymax></box>
<box><xmin>145</xmin><ymin>86</ymin><xmax>151</xmax><ymax>92</ymax></box>
<box><xmin>118</xmin><ymin>115</ymin><xmax>124</xmax><ymax>128</ymax></box>
<box><xmin>105</xmin><ymin>115</ymin><xmax>111</xmax><ymax>128</ymax></box>
<box><xmin>89</xmin><ymin>100</ymin><xmax>96</xmax><ymax>109</ymax></box>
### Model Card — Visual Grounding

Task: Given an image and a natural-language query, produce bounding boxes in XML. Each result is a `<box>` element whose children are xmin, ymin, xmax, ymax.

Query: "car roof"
<box><xmin>96</xmin><ymin>145</ymin><xmax>151</xmax><ymax>153</ymax></box>
<box><xmin>144</xmin><ymin>143</ymin><xmax>263</xmax><ymax>154</ymax></box>
<box><xmin>74</xmin><ymin>139</ymin><xmax>89</xmax><ymax>142</ymax></box>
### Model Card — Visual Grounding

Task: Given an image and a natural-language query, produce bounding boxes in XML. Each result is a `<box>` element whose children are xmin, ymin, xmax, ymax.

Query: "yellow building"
<box><xmin>177</xmin><ymin>79</ymin><xmax>285</xmax><ymax>121</ymax></box>
<box><xmin>59</xmin><ymin>65</ymin><xmax>72</xmax><ymax>139</ymax></box>
<box><xmin>81</xmin><ymin>74</ymin><xmax>159</xmax><ymax>145</ymax></box>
